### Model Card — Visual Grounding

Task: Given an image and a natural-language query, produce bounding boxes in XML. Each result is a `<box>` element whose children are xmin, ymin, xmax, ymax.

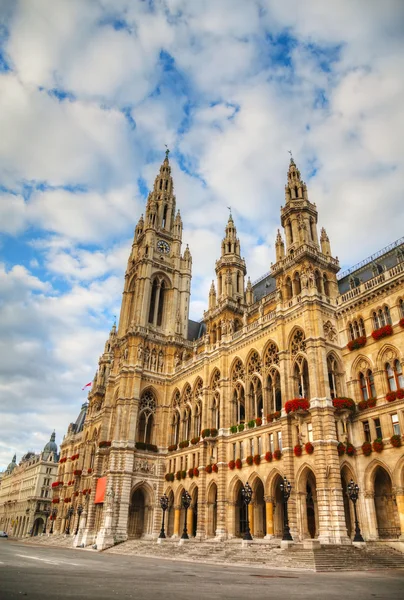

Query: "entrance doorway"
<box><xmin>128</xmin><ymin>488</ymin><xmax>146</xmax><ymax>538</ymax></box>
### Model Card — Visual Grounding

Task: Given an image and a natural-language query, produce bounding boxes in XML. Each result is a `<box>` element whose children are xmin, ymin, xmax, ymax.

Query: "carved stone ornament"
<box><xmin>323</xmin><ymin>320</ymin><xmax>337</xmax><ymax>342</ymax></box>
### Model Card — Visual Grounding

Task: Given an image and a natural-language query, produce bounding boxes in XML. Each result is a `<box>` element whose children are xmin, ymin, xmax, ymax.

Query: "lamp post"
<box><xmin>49</xmin><ymin>508</ymin><xmax>58</xmax><ymax>534</ymax></box>
<box><xmin>280</xmin><ymin>476</ymin><xmax>293</xmax><ymax>541</ymax></box>
<box><xmin>43</xmin><ymin>506</ymin><xmax>50</xmax><ymax>534</ymax></box>
<box><xmin>347</xmin><ymin>479</ymin><xmax>364</xmax><ymax>542</ymax></box>
<box><xmin>181</xmin><ymin>491</ymin><xmax>191</xmax><ymax>540</ymax></box>
<box><xmin>74</xmin><ymin>504</ymin><xmax>83</xmax><ymax>536</ymax></box>
<box><xmin>241</xmin><ymin>482</ymin><xmax>253</xmax><ymax>541</ymax></box>
<box><xmin>159</xmin><ymin>494</ymin><xmax>169</xmax><ymax>539</ymax></box>
<box><xmin>65</xmin><ymin>506</ymin><xmax>74</xmax><ymax>535</ymax></box>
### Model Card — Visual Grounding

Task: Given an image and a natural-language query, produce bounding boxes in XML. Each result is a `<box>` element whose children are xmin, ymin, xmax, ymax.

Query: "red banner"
<box><xmin>94</xmin><ymin>476</ymin><xmax>107</xmax><ymax>504</ymax></box>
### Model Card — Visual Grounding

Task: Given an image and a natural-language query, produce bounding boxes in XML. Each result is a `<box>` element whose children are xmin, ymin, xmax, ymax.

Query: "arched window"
<box><xmin>137</xmin><ymin>390</ymin><xmax>156</xmax><ymax>444</ymax></box>
<box><xmin>234</xmin><ymin>384</ymin><xmax>245</xmax><ymax>424</ymax></box>
<box><xmin>212</xmin><ymin>393</ymin><xmax>220</xmax><ymax>429</ymax></box>
<box><xmin>349</xmin><ymin>323</ymin><xmax>355</xmax><ymax>341</ymax></box>
<box><xmin>386</xmin><ymin>360</ymin><xmax>404</xmax><ymax>391</ymax></box>
<box><xmin>157</xmin><ymin>280</ymin><xmax>165</xmax><ymax>326</ymax></box>
<box><xmin>359</xmin><ymin>318</ymin><xmax>366</xmax><ymax>336</ymax></box>
<box><xmin>323</xmin><ymin>274</ymin><xmax>330</xmax><ymax>297</ymax></box>
<box><xmin>172</xmin><ymin>411</ymin><xmax>180</xmax><ymax>445</ymax></box>
<box><xmin>183</xmin><ymin>407</ymin><xmax>192</xmax><ymax>440</ymax></box>
<box><xmin>194</xmin><ymin>402</ymin><xmax>202</xmax><ymax>437</ymax></box>
<box><xmin>267</xmin><ymin>370</ymin><xmax>281</xmax><ymax>413</ymax></box>
<box><xmin>353</xmin><ymin>321</ymin><xmax>360</xmax><ymax>338</ymax></box>
<box><xmin>293</xmin><ymin>272</ymin><xmax>301</xmax><ymax>296</ymax></box>
<box><xmin>399</xmin><ymin>299</ymin><xmax>404</xmax><ymax>318</ymax></box>
<box><xmin>148</xmin><ymin>280</ymin><xmax>158</xmax><ymax>324</ymax></box>
<box><xmin>358</xmin><ymin>370</ymin><xmax>376</xmax><ymax>400</ymax></box>
<box><xmin>162</xmin><ymin>204</ymin><xmax>168</xmax><ymax>228</ymax></box>
<box><xmin>327</xmin><ymin>355</ymin><xmax>340</xmax><ymax>399</ymax></box>
<box><xmin>250</xmin><ymin>377</ymin><xmax>263</xmax><ymax>418</ymax></box>
<box><xmin>384</xmin><ymin>306</ymin><xmax>392</xmax><ymax>325</ymax></box>
<box><xmin>373</xmin><ymin>306</ymin><xmax>391</xmax><ymax>329</ymax></box>
<box><xmin>285</xmin><ymin>277</ymin><xmax>293</xmax><ymax>300</ymax></box>
<box><xmin>314</xmin><ymin>270</ymin><xmax>322</xmax><ymax>294</ymax></box>
<box><xmin>293</xmin><ymin>357</ymin><xmax>310</xmax><ymax>399</ymax></box>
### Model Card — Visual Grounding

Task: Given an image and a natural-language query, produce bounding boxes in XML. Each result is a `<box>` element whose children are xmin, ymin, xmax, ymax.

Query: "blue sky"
<box><xmin>0</xmin><ymin>0</ymin><xmax>403</xmax><ymax>468</ymax></box>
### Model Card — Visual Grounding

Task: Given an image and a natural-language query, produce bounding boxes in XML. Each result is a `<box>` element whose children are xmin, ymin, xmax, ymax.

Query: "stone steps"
<box><xmin>21</xmin><ymin>534</ymin><xmax>75</xmax><ymax>548</ymax></box>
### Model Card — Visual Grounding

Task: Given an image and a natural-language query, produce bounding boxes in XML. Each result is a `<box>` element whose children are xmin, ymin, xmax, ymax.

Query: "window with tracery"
<box><xmin>267</xmin><ymin>370</ymin><xmax>282</xmax><ymax>412</ymax></box>
<box><xmin>182</xmin><ymin>384</ymin><xmax>192</xmax><ymax>404</ymax></box>
<box><xmin>264</xmin><ymin>342</ymin><xmax>279</xmax><ymax>369</ymax></box>
<box><xmin>291</xmin><ymin>329</ymin><xmax>306</xmax><ymax>355</ymax></box>
<box><xmin>327</xmin><ymin>355</ymin><xmax>341</xmax><ymax>399</ymax></box>
<box><xmin>171</xmin><ymin>411</ymin><xmax>180</xmax><ymax>445</ymax></box>
<box><xmin>293</xmin><ymin>356</ymin><xmax>310</xmax><ymax>398</ymax></box>
<box><xmin>250</xmin><ymin>376</ymin><xmax>263</xmax><ymax>417</ymax></box>
<box><xmin>231</xmin><ymin>359</ymin><xmax>245</xmax><ymax>383</ymax></box>
<box><xmin>212</xmin><ymin>393</ymin><xmax>220</xmax><ymax>429</ymax></box>
<box><xmin>137</xmin><ymin>390</ymin><xmax>156</xmax><ymax>444</ymax></box>
<box><xmin>172</xmin><ymin>389</ymin><xmax>181</xmax><ymax>407</ymax></box>
<box><xmin>247</xmin><ymin>351</ymin><xmax>261</xmax><ymax>376</ymax></box>
<box><xmin>358</xmin><ymin>369</ymin><xmax>376</xmax><ymax>401</ymax></box>
<box><xmin>211</xmin><ymin>369</ymin><xmax>221</xmax><ymax>389</ymax></box>
<box><xmin>373</xmin><ymin>306</ymin><xmax>391</xmax><ymax>329</ymax></box>
<box><xmin>233</xmin><ymin>383</ymin><xmax>245</xmax><ymax>423</ymax></box>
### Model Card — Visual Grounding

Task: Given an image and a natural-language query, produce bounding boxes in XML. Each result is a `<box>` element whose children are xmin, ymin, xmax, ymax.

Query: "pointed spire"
<box><xmin>246</xmin><ymin>277</ymin><xmax>253</xmax><ymax>305</ymax></box>
<box><xmin>275</xmin><ymin>229</ymin><xmax>285</xmax><ymax>261</ymax></box>
<box><xmin>320</xmin><ymin>227</ymin><xmax>331</xmax><ymax>255</ymax></box>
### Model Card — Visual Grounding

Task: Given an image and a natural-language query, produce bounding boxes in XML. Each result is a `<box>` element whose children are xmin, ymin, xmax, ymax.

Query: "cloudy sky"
<box><xmin>0</xmin><ymin>0</ymin><xmax>403</xmax><ymax>469</ymax></box>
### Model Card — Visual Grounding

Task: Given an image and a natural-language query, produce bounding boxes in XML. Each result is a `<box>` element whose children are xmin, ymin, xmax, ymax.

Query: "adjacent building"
<box><xmin>52</xmin><ymin>154</ymin><xmax>404</xmax><ymax>550</ymax></box>
<box><xmin>0</xmin><ymin>433</ymin><xmax>59</xmax><ymax>536</ymax></box>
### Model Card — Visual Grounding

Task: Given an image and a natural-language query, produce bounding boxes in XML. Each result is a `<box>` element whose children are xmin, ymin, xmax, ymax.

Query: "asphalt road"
<box><xmin>1</xmin><ymin>539</ymin><xmax>404</xmax><ymax>600</ymax></box>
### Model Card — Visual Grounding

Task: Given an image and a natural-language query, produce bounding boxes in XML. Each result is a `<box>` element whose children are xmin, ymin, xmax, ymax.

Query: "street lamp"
<box><xmin>74</xmin><ymin>504</ymin><xmax>84</xmax><ymax>535</ymax></box>
<box><xmin>159</xmin><ymin>494</ymin><xmax>169</xmax><ymax>539</ymax></box>
<box><xmin>280</xmin><ymin>476</ymin><xmax>293</xmax><ymax>541</ymax></box>
<box><xmin>181</xmin><ymin>491</ymin><xmax>192</xmax><ymax>540</ymax></box>
<box><xmin>65</xmin><ymin>506</ymin><xmax>74</xmax><ymax>535</ymax></box>
<box><xmin>347</xmin><ymin>479</ymin><xmax>364</xmax><ymax>542</ymax></box>
<box><xmin>241</xmin><ymin>482</ymin><xmax>253</xmax><ymax>541</ymax></box>
<box><xmin>43</xmin><ymin>506</ymin><xmax>50</xmax><ymax>534</ymax></box>
<box><xmin>49</xmin><ymin>508</ymin><xmax>58</xmax><ymax>534</ymax></box>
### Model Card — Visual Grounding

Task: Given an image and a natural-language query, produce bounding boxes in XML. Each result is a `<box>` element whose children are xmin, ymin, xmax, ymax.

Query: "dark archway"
<box><xmin>273</xmin><ymin>474</ymin><xmax>285</xmax><ymax>538</ymax></box>
<box><xmin>128</xmin><ymin>488</ymin><xmax>146</xmax><ymax>538</ymax></box>
<box><xmin>252</xmin><ymin>478</ymin><xmax>266</xmax><ymax>537</ymax></box>
<box><xmin>166</xmin><ymin>491</ymin><xmax>175</xmax><ymax>538</ymax></box>
<box><xmin>374</xmin><ymin>466</ymin><xmax>400</xmax><ymax>539</ymax></box>
<box><xmin>207</xmin><ymin>483</ymin><xmax>217</xmax><ymax>538</ymax></box>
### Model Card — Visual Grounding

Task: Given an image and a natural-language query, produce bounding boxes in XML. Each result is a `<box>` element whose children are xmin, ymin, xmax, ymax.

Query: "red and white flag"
<box><xmin>82</xmin><ymin>382</ymin><xmax>92</xmax><ymax>391</ymax></box>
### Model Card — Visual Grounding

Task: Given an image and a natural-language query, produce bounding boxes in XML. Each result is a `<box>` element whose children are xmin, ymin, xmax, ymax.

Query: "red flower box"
<box><xmin>228</xmin><ymin>460</ymin><xmax>236</xmax><ymax>470</ymax></box>
<box><xmin>52</xmin><ymin>498</ymin><xmax>60</xmax><ymax>504</ymax></box>
<box><xmin>64</xmin><ymin>498</ymin><xmax>71</xmax><ymax>503</ymax></box>
<box><xmin>255</xmin><ymin>417</ymin><xmax>262</xmax><ymax>426</ymax></box>
<box><xmin>333</xmin><ymin>397</ymin><xmax>355</xmax><ymax>412</ymax></box>
<box><xmin>265</xmin><ymin>451</ymin><xmax>273</xmax><ymax>462</ymax></box>
<box><xmin>399</xmin><ymin>317</ymin><xmax>404</xmax><ymax>328</ymax></box>
<box><xmin>253</xmin><ymin>454</ymin><xmax>261</xmax><ymax>465</ymax></box>
<box><xmin>74</xmin><ymin>491</ymin><xmax>79</xmax><ymax>497</ymax></box>
<box><xmin>205</xmin><ymin>464</ymin><xmax>212</xmax><ymax>474</ymax></box>
<box><xmin>285</xmin><ymin>398</ymin><xmax>310</xmax><ymax>414</ymax></box>
<box><xmin>294</xmin><ymin>444</ymin><xmax>302</xmax><ymax>457</ymax></box>
<box><xmin>273</xmin><ymin>449</ymin><xmax>282</xmax><ymax>460</ymax></box>
<box><xmin>305</xmin><ymin>442</ymin><xmax>314</xmax><ymax>455</ymax></box>
<box><xmin>337</xmin><ymin>442</ymin><xmax>346</xmax><ymax>456</ymax></box>
<box><xmin>59</xmin><ymin>457</ymin><xmax>67</xmax><ymax>464</ymax></box>
<box><xmin>52</xmin><ymin>481</ymin><xmax>60</xmax><ymax>488</ymax></box>
<box><xmin>191</xmin><ymin>437</ymin><xmax>200</xmax><ymax>445</ymax></box>
<box><xmin>165</xmin><ymin>473</ymin><xmax>174</xmax><ymax>482</ymax></box>
<box><xmin>188</xmin><ymin>468</ymin><xmax>194</xmax><ymax>478</ymax></box>
<box><xmin>212</xmin><ymin>463</ymin><xmax>218</xmax><ymax>473</ymax></box>
<box><xmin>193</xmin><ymin>467</ymin><xmax>199</xmax><ymax>477</ymax></box>
<box><xmin>347</xmin><ymin>336</ymin><xmax>367</xmax><ymax>351</ymax></box>
<box><xmin>175</xmin><ymin>471</ymin><xmax>182</xmax><ymax>480</ymax></box>
<box><xmin>358</xmin><ymin>397</ymin><xmax>377</xmax><ymax>410</ymax></box>
<box><xmin>168</xmin><ymin>444</ymin><xmax>178</xmax><ymax>452</ymax></box>
<box><xmin>390</xmin><ymin>434</ymin><xmax>402</xmax><ymax>448</ymax></box>
<box><xmin>179</xmin><ymin>440</ymin><xmax>189</xmax><ymax>449</ymax></box>
<box><xmin>372</xmin><ymin>438</ymin><xmax>384</xmax><ymax>453</ymax></box>
<box><xmin>397</xmin><ymin>388</ymin><xmax>404</xmax><ymax>399</ymax></box>
<box><xmin>386</xmin><ymin>391</ymin><xmax>397</xmax><ymax>402</ymax></box>
<box><xmin>73</xmin><ymin>470</ymin><xmax>82</xmax><ymax>476</ymax></box>
<box><xmin>235</xmin><ymin>458</ymin><xmax>242</xmax><ymax>469</ymax></box>
<box><xmin>371</xmin><ymin>324</ymin><xmax>393</xmax><ymax>341</ymax></box>
<box><xmin>87</xmin><ymin>468</ymin><xmax>93</xmax><ymax>474</ymax></box>
<box><xmin>246</xmin><ymin>455</ymin><xmax>253</xmax><ymax>466</ymax></box>
<box><xmin>346</xmin><ymin>443</ymin><xmax>356</xmax><ymax>456</ymax></box>
<box><xmin>362</xmin><ymin>441</ymin><xmax>372</xmax><ymax>456</ymax></box>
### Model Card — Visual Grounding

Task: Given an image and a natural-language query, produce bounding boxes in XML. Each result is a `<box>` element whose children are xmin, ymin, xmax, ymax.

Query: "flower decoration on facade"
<box><xmin>265</xmin><ymin>451</ymin><xmax>273</xmax><ymax>462</ymax></box>
<box><xmin>266</xmin><ymin>411</ymin><xmax>281</xmax><ymax>422</ymax></box>
<box><xmin>188</xmin><ymin>468</ymin><xmax>194</xmax><ymax>478</ymax></box>
<box><xmin>294</xmin><ymin>444</ymin><xmax>302</xmax><ymax>457</ymax></box>
<box><xmin>399</xmin><ymin>317</ymin><xmax>404</xmax><ymax>328</ymax></box>
<box><xmin>87</xmin><ymin>468</ymin><xmax>93</xmax><ymax>474</ymax></box>
<box><xmin>52</xmin><ymin>498</ymin><xmax>60</xmax><ymax>504</ymax></box>
<box><xmin>168</xmin><ymin>444</ymin><xmax>178</xmax><ymax>452</ymax></box>
<box><xmin>346</xmin><ymin>443</ymin><xmax>356</xmax><ymax>456</ymax></box>
<box><xmin>305</xmin><ymin>442</ymin><xmax>314</xmax><ymax>455</ymax></box>
<box><xmin>191</xmin><ymin>437</ymin><xmax>200</xmax><ymax>445</ymax></box>
<box><xmin>179</xmin><ymin>440</ymin><xmax>190</xmax><ymax>449</ymax></box>
<box><xmin>212</xmin><ymin>463</ymin><xmax>218</xmax><ymax>473</ymax></box>
<box><xmin>201</xmin><ymin>428</ymin><xmax>218</xmax><ymax>438</ymax></box>
<box><xmin>255</xmin><ymin>417</ymin><xmax>262</xmax><ymax>426</ymax></box>
<box><xmin>371</xmin><ymin>324</ymin><xmax>393</xmax><ymax>341</ymax></box>
<box><xmin>165</xmin><ymin>473</ymin><xmax>174</xmax><ymax>482</ymax></box>
<box><xmin>332</xmin><ymin>397</ymin><xmax>355</xmax><ymax>412</ymax></box>
<box><xmin>285</xmin><ymin>398</ymin><xmax>310</xmax><ymax>414</ymax></box>
<box><xmin>386</xmin><ymin>389</ymin><xmax>404</xmax><ymax>402</ymax></box>
<box><xmin>247</xmin><ymin>420</ymin><xmax>256</xmax><ymax>429</ymax></box>
<box><xmin>246</xmin><ymin>455</ymin><xmax>253</xmax><ymax>466</ymax></box>
<box><xmin>390</xmin><ymin>434</ymin><xmax>402</xmax><ymax>448</ymax></box>
<box><xmin>228</xmin><ymin>460</ymin><xmax>236</xmax><ymax>470</ymax></box>
<box><xmin>253</xmin><ymin>454</ymin><xmax>261</xmax><ymax>465</ymax></box>
<box><xmin>175</xmin><ymin>471</ymin><xmax>182</xmax><ymax>481</ymax></box>
<box><xmin>273</xmin><ymin>449</ymin><xmax>282</xmax><ymax>460</ymax></box>
<box><xmin>73</xmin><ymin>470</ymin><xmax>82</xmax><ymax>476</ymax></box>
<box><xmin>347</xmin><ymin>336</ymin><xmax>367</xmax><ymax>351</ymax></box>
<box><xmin>358</xmin><ymin>397</ymin><xmax>377</xmax><ymax>410</ymax></box>
<box><xmin>235</xmin><ymin>458</ymin><xmax>242</xmax><ymax>469</ymax></box>
<box><xmin>372</xmin><ymin>438</ymin><xmax>384</xmax><ymax>453</ymax></box>
<box><xmin>362</xmin><ymin>441</ymin><xmax>372</xmax><ymax>456</ymax></box>
<box><xmin>193</xmin><ymin>467</ymin><xmax>199</xmax><ymax>477</ymax></box>
<box><xmin>98</xmin><ymin>441</ymin><xmax>111</xmax><ymax>448</ymax></box>
<box><xmin>337</xmin><ymin>442</ymin><xmax>346</xmax><ymax>455</ymax></box>
<box><xmin>205</xmin><ymin>464</ymin><xmax>212</xmax><ymax>474</ymax></box>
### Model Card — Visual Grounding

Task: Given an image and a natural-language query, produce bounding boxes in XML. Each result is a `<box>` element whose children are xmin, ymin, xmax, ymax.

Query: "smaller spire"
<box><xmin>164</xmin><ymin>145</ymin><xmax>170</xmax><ymax>161</ymax></box>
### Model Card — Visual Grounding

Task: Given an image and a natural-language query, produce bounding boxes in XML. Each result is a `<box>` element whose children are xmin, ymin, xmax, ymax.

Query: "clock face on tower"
<box><xmin>157</xmin><ymin>240</ymin><xmax>170</xmax><ymax>254</ymax></box>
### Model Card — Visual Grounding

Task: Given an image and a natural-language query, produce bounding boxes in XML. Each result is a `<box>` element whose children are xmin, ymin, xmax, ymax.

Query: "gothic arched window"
<box><xmin>327</xmin><ymin>355</ymin><xmax>341</xmax><ymax>399</ymax></box>
<box><xmin>137</xmin><ymin>390</ymin><xmax>156</xmax><ymax>444</ymax></box>
<box><xmin>386</xmin><ymin>360</ymin><xmax>404</xmax><ymax>391</ymax></box>
<box><xmin>157</xmin><ymin>280</ymin><xmax>165</xmax><ymax>326</ymax></box>
<box><xmin>293</xmin><ymin>357</ymin><xmax>310</xmax><ymax>399</ymax></box>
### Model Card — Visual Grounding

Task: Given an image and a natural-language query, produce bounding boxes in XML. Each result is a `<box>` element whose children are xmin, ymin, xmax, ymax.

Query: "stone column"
<box><xmin>248</xmin><ymin>503</ymin><xmax>254</xmax><ymax>536</ymax></box>
<box><xmin>187</xmin><ymin>505</ymin><xmax>194</xmax><ymax>537</ymax></box>
<box><xmin>363</xmin><ymin>491</ymin><xmax>378</xmax><ymax>540</ymax></box>
<box><xmin>173</xmin><ymin>506</ymin><xmax>181</xmax><ymax>537</ymax></box>
<box><xmin>265</xmin><ymin>496</ymin><xmax>274</xmax><ymax>538</ymax></box>
<box><xmin>396</xmin><ymin>489</ymin><xmax>404</xmax><ymax>540</ymax></box>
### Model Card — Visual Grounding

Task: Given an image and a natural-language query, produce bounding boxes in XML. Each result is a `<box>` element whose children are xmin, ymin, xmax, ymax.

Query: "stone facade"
<box><xmin>0</xmin><ymin>433</ymin><xmax>59</xmax><ymax>537</ymax></box>
<box><xmin>52</xmin><ymin>155</ymin><xmax>404</xmax><ymax>550</ymax></box>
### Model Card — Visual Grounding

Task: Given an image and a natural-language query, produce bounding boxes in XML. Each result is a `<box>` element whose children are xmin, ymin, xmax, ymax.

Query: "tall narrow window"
<box><xmin>349</xmin><ymin>323</ymin><xmax>355</xmax><ymax>340</ymax></box>
<box><xmin>399</xmin><ymin>298</ymin><xmax>404</xmax><ymax>318</ymax></box>
<box><xmin>157</xmin><ymin>281</ymin><xmax>165</xmax><ymax>326</ymax></box>
<box><xmin>359</xmin><ymin>372</ymin><xmax>368</xmax><ymax>401</ymax></box>
<box><xmin>386</xmin><ymin>362</ymin><xmax>397</xmax><ymax>391</ymax></box>
<box><xmin>384</xmin><ymin>306</ymin><xmax>391</xmax><ymax>325</ymax></box>
<box><xmin>323</xmin><ymin>274</ymin><xmax>330</xmax><ymax>296</ymax></box>
<box><xmin>277</xmin><ymin>431</ymin><xmax>282</xmax><ymax>451</ymax></box>
<box><xmin>396</xmin><ymin>360</ymin><xmax>404</xmax><ymax>388</ymax></box>
<box><xmin>374</xmin><ymin>418</ymin><xmax>382</xmax><ymax>439</ymax></box>
<box><xmin>391</xmin><ymin>414</ymin><xmax>400</xmax><ymax>436</ymax></box>
<box><xmin>307</xmin><ymin>422</ymin><xmax>313</xmax><ymax>443</ymax></box>
<box><xmin>148</xmin><ymin>280</ymin><xmax>158</xmax><ymax>323</ymax></box>
<box><xmin>367</xmin><ymin>370</ymin><xmax>376</xmax><ymax>398</ymax></box>
<box><xmin>363</xmin><ymin>420</ymin><xmax>371</xmax><ymax>442</ymax></box>
<box><xmin>359</xmin><ymin>318</ymin><xmax>366</xmax><ymax>336</ymax></box>
<box><xmin>162</xmin><ymin>205</ymin><xmax>168</xmax><ymax>228</ymax></box>
<box><xmin>269</xmin><ymin>433</ymin><xmax>274</xmax><ymax>453</ymax></box>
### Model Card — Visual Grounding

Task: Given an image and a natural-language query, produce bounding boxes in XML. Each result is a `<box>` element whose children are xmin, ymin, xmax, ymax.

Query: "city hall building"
<box><xmin>52</xmin><ymin>154</ymin><xmax>404</xmax><ymax>550</ymax></box>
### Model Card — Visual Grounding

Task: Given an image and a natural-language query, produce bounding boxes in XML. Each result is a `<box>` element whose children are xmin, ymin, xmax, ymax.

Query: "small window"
<box><xmin>363</xmin><ymin>420</ymin><xmax>371</xmax><ymax>442</ymax></box>
<box><xmin>307</xmin><ymin>422</ymin><xmax>313</xmax><ymax>443</ymax></box>
<box><xmin>233</xmin><ymin>443</ymin><xmax>236</xmax><ymax>461</ymax></box>
<box><xmin>386</xmin><ymin>362</ymin><xmax>397</xmax><ymax>392</ymax></box>
<box><xmin>239</xmin><ymin>441</ymin><xmax>244</xmax><ymax>460</ymax></box>
<box><xmin>374</xmin><ymin>418</ymin><xmax>382</xmax><ymax>439</ymax></box>
<box><xmin>269</xmin><ymin>433</ymin><xmax>274</xmax><ymax>453</ymax></box>
<box><xmin>250</xmin><ymin>438</ymin><xmax>254</xmax><ymax>456</ymax></box>
<box><xmin>399</xmin><ymin>299</ymin><xmax>404</xmax><ymax>318</ymax></box>
<box><xmin>391</xmin><ymin>414</ymin><xmax>400</xmax><ymax>436</ymax></box>
<box><xmin>277</xmin><ymin>431</ymin><xmax>282</xmax><ymax>451</ymax></box>
<box><xmin>359</xmin><ymin>372</ymin><xmax>368</xmax><ymax>401</ymax></box>
<box><xmin>257</xmin><ymin>437</ymin><xmax>262</xmax><ymax>454</ymax></box>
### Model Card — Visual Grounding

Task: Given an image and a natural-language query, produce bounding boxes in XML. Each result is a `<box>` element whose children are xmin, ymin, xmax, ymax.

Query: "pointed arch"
<box><xmin>230</xmin><ymin>356</ymin><xmax>245</xmax><ymax>383</ymax></box>
<box><xmin>246</xmin><ymin>349</ymin><xmax>262</xmax><ymax>377</ymax></box>
<box><xmin>364</xmin><ymin>458</ymin><xmax>394</xmax><ymax>491</ymax></box>
<box><xmin>263</xmin><ymin>340</ymin><xmax>280</xmax><ymax>370</ymax></box>
<box><xmin>288</xmin><ymin>326</ymin><xmax>306</xmax><ymax>355</ymax></box>
<box><xmin>376</xmin><ymin>343</ymin><xmax>402</xmax><ymax>370</ymax></box>
<box><xmin>210</xmin><ymin>368</ymin><xmax>221</xmax><ymax>389</ymax></box>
